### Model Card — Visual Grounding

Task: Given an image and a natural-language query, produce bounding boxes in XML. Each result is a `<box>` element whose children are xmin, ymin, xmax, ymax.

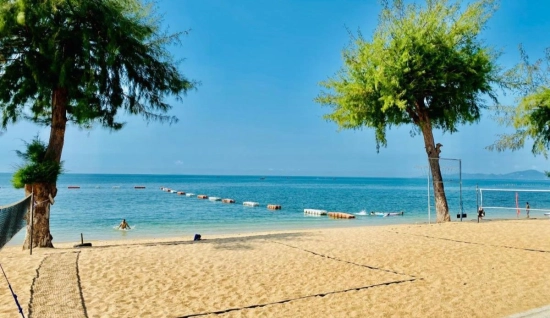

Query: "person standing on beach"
<box><xmin>477</xmin><ymin>207</ymin><xmax>485</xmax><ymax>223</ymax></box>
<box><xmin>526</xmin><ymin>202</ymin><xmax>530</xmax><ymax>218</ymax></box>
<box><xmin>118</xmin><ymin>219</ymin><xmax>131</xmax><ymax>230</ymax></box>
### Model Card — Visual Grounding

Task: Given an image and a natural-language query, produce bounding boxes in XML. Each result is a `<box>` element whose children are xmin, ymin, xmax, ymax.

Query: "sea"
<box><xmin>1</xmin><ymin>173</ymin><xmax>550</xmax><ymax>246</ymax></box>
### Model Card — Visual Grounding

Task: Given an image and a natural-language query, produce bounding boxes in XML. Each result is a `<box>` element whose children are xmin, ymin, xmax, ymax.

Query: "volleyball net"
<box><xmin>417</xmin><ymin>157</ymin><xmax>464</xmax><ymax>222</ymax></box>
<box><xmin>0</xmin><ymin>195</ymin><xmax>31</xmax><ymax>249</ymax></box>
<box><xmin>477</xmin><ymin>188</ymin><xmax>550</xmax><ymax>217</ymax></box>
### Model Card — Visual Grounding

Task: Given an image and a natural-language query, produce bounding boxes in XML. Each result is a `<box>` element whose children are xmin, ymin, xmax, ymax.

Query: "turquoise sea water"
<box><xmin>1</xmin><ymin>173</ymin><xmax>550</xmax><ymax>245</ymax></box>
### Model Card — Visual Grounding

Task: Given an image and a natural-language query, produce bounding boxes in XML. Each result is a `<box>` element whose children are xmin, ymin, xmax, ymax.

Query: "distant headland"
<box><xmin>454</xmin><ymin>169</ymin><xmax>548</xmax><ymax>180</ymax></box>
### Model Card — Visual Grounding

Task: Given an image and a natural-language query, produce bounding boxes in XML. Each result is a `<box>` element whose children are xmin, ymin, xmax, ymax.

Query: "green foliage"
<box><xmin>315</xmin><ymin>0</ymin><xmax>501</xmax><ymax>150</ymax></box>
<box><xmin>11</xmin><ymin>137</ymin><xmax>63</xmax><ymax>189</ymax></box>
<box><xmin>488</xmin><ymin>47</ymin><xmax>550</xmax><ymax>157</ymax></box>
<box><xmin>0</xmin><ymin>0</ymin><xmax>196</xmax><ymax>131</ymax></box>
<box><xmin>11</xmin><ymin>169</ymin><xmax>25</xmax><ymax>189</ymax></box>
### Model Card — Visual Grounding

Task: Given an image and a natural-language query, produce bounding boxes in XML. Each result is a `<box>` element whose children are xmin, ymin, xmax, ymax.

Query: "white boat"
<box><xmin>209</xmin><ymin>197</ymin><xmax>221</xmax><ymax>201</ymax></box>
<box><xmin>185</xmin><ymin>193</ymin><xmax>195</xmax><ymax>197</ymax></box>
<box><xmin>304</xmin><ymin>209</ymin><xmax>327</xmax><ymax>216</ymax></box>
<box><xmin>243</xmin><ymin>201</ymin><xmax>260</xmax><ymax>207</ymax></box>
<box><xmin>370</xmin><ymin>211</ymin><xmax>404</xmax><ymax>217</ymax></box>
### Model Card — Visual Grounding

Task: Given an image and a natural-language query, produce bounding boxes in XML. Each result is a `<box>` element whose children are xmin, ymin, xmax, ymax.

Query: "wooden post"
<box><xmin>30</xmin><ymin>191</ymin><xmax>34</xmax><ymax>256</ymax></box>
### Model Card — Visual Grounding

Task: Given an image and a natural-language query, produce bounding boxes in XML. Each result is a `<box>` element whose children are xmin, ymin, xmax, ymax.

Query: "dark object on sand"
<box><xmin>73</xmin><ymin>233</ymin><xmax>92</xmax><ymax>248</ymax></box>
<box><xmin>194</xmin><ymin>234</ymin><xmax>201</xmax><ymax>241</ymax></box>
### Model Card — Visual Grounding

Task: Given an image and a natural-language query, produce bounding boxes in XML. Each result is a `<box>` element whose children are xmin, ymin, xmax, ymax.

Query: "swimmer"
<box><xmin>118</xmin><ymin>219</ymin><xmax>131</xmax><ymax>230</ymax></box>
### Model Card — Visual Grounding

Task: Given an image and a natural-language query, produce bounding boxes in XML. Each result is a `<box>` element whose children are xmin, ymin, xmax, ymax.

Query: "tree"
<box><xmin>488</xmin><ymin>47</ymin><xmax>550</xmax><ymax>162</ymax></box>
<box><xmin>11</xmin><ymin>136</ymin><xmax>63</xmax><ymax>248</ymax></box>
<box><xmin>0</xmin><ymin>0</ymin><xmax>196</xmax><ymax>248</ymax></box>
<box><xmin>315</xmin><ymin>0</ymin><xmax>502</xmax><ymax>222</ymax></box>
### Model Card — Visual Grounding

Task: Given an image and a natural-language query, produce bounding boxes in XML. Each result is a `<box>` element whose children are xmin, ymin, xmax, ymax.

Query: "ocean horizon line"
<box><xmin>0</xmin><ymin>171</ymin><xmax>424</xmax><ymax>179</ymax></box>
<box><xmin>1</xmin><ymin>170</ymin><xmax>547</xmax><ymax>180</ymax></box>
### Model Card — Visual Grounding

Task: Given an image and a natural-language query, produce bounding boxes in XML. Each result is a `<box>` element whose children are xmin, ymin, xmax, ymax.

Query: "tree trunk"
<box><xmin>22</xmin><ymin>87</ymin><xmax>68</xmax><ymax>249</ymax></box>
<box><xmin>23</xmin><ymin>183</ymin><xmax>56</xmax><ymax>249</ymax></box>
<box><xmin>419</xmin><ymin>117</ymin><xmax>451</xmax><ymax>223</ymax></box>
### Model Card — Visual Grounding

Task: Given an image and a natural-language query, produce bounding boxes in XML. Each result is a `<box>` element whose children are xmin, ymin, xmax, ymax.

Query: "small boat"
<box><xmin>544</xmin><ymin>212</ymin><xmax>550</xmax><ymax>217</ymax></box>
<box><xmin>370</xmin><ymin>211</ymin><xmax>404</xmax><ymax>217</ymax></box>
<box><xmin>209</xmin><ymin>197</ymin><xmax>221</xmax><ymax>201</ymax></box>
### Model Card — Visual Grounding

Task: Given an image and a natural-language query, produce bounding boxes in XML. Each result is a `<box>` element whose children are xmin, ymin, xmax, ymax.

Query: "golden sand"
<box><xmin>1</xmin><ymin>219</ymin><xmax>549</xmax><ymax>317</ymax></box>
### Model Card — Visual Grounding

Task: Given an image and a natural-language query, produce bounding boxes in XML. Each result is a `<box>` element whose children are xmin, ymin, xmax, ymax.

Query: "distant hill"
<box><xmin>455</xmin><ymin>169</ymin><xmax>548</xmax><ymax>180</ymax></box>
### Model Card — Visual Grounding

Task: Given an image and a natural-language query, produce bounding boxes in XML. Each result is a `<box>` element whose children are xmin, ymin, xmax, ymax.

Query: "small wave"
<box><xmin>112</xmin><ymin>225</ymin><xmax>136</xmax><ymax>231</ymax></box>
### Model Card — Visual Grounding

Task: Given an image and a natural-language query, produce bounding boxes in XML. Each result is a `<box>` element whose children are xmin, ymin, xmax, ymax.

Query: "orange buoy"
<box><xmin>197</xmin><ymin>195</ymin><xmax>208</xmax><ymax>199</ymax></box>
<box><xmin>177</xmin><ymin>191</ymin><xmax>185</xmax><ymax>195</ymax></box>
<box><xmin>267</xmin><ymin>204</ymin><xmax>282</xmax><ymax>210</ymax></box>
<box><xmin>222</xmin><ymin>198</ymin><xmax>235</xmax><ymax>203</ymax></box>
<box><xmin>327</xmin><ymin>212</ymin><xmax>355</xmax><ymax>219</ymax></box>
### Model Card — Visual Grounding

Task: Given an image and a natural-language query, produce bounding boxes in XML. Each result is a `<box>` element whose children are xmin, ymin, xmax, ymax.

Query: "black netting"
<box><xmin>0</xmin><ymin>195</ymin><xmax>31</xmax><ymax>249</ymax></box>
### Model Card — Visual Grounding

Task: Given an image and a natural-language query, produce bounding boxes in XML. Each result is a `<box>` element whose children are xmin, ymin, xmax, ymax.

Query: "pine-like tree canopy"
<box><xmin>0</xmin><ymin>0</ymin><xmax>195</xmax><ymax>130</ymax></box>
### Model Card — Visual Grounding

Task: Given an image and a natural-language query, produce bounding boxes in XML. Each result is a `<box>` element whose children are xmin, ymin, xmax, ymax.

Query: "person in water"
<box><xmin>526</xmin><ymin>202</ymin><xmax>530</xmax><ymax>218</ymax></box>
<box><xmin>118</xmin><ymin>219</ymin><xmax>131</xmax><ymax>230</ymax></box>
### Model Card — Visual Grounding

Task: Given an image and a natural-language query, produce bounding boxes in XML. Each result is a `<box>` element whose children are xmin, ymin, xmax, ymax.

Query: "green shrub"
<box><xmin>11</xmin><ymin>136</ymin><xmax>63</xmax><ymax>189</ymax></box>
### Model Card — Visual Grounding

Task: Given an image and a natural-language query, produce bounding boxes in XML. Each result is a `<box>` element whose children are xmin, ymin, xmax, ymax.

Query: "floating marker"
<box><xmin>304</xmin><ymin>209</ymin><xmax>327</xmax><ymax>216</ymax></box>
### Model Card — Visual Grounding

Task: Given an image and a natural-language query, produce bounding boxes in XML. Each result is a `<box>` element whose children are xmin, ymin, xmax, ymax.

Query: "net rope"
<box><xmin>478</xmin><ymin>188</ymin><xmax>550</xmax><ymax>216</ymax></box>
<box><xmin>0</xmin><ymin>195</ymin><xmax>31</xmax><ymax>249</ymax></box>
<box><xmin>482</xmin><ymin>206</ymin><xmax>550</xmax><ymax>212</ymax></box>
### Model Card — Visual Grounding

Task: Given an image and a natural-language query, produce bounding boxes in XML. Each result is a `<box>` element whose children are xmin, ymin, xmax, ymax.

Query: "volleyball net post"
<box><xmin>415</xmin><ymin>165</ymin><xmax>432</xmax><ymax>224</ymax></box>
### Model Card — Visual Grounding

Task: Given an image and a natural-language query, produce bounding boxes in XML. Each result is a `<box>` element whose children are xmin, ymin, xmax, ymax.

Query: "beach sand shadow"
<box><xmin>76</xmin><ymin>231</ymin><xmax>315</xmax><ymax>251</ymax></box>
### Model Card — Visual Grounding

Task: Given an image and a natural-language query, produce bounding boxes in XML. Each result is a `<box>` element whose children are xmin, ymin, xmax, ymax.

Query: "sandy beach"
<box><xmin>0</xmin><ymin>218</ymin><xmax>549</xmax><ymax>317</ymax></box>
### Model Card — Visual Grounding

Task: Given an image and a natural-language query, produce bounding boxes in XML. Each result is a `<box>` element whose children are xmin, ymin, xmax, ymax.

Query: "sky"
<box><xmin>1</xmin><ymin>0</ymin><xmax>550</xmax><ymax>177</ymax></box>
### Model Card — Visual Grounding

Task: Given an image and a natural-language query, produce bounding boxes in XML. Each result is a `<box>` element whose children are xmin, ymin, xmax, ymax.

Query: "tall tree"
<box><xmin>0</xmin><ymin>0</ymin><xmax>196</xmax><ymax>248</ymax></box>
<box><xmin>315</xmin><ymin>0</ymin><xmax>502</xmax><ymax>222</ymax></box>
<box><xmin>488</xmin><ymin>47</ymin><xmax>550</xmax><ymax>162</ymax></box>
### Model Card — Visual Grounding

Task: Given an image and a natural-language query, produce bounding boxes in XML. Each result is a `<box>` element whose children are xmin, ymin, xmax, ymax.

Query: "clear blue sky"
<box><xmin>1</xmin><ymin>0</ymin><xmax>549</xmax><ymax>177</ymax></box>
